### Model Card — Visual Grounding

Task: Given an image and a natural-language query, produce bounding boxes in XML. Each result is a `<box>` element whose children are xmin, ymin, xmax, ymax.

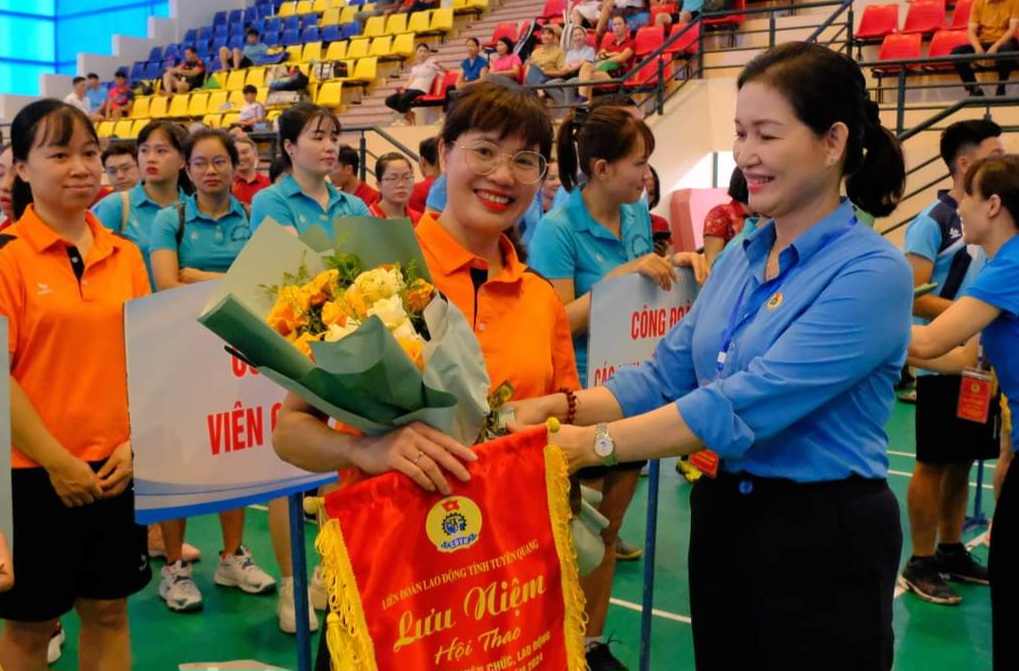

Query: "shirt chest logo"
<box><xmin>36</xmin><ymin>282</ymin><xmax>53</xmax><ymax>296</ymax></box>
<box><xmin>766</xmin><ymin>292</ymin><xmax>783</xmax><ymax>311</ymax></box>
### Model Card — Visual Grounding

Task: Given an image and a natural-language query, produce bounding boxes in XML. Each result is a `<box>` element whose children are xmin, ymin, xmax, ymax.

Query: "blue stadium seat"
<box><xmin>228</xmin><ymin>33</ymin><xmax>245</xmax><ymax>49</ymax></box>
<box><xmin>228</xmin><ymin>9</ymin><xmax>243</xmax><ymax>23</ymax></box>
<box><xmin>340</xmin><ymin>22</ymin><xmax>361</xmax><ymax>39</ymax></box>
<box><xmin>244</xmin><ymin>7</ymin><xmax>258</xmax><ymax>24</ymax></box>
<box><xmin>273</xmin><ymin>0</ymin><xmax>285</xmax><ymax>9</ymax></box>
<box><xmin>263</xmin><ymin>30</ymin><xmax>281</xmax><ymax>46</ymax></box>
<box><xmin>264</xmin><ymin>17</ymin><xmax>282</xmax><ymax>32</ymax></box>
<box><xmin>148</xmin><ymin>46</ymin><xmax>162</xmax><ymax>61</ymax></box>
<box><xmin>321</xmin><ymin>24</ymin><xmax>342</xmax><ymax>42</ymax></box>
<box><xmin>130</xmin><ymin>62</ymin><xmax>146</xmax><ymax>81</ymax></box>
<box><xmin>281</xmin><ymin>28</ymin><xmax>302</xmax><ymax>46</ymax></box>
<box><xmin>348</xmin><ymin>0</ymin><xmax>365</xmax><ymax>6</ymax></box>
<box><xmin>256</xmin><ymin>4</ymin><xmax>273</xmax><ymax>19</ymax></box>
<box><xmin>197</xmin><ymin>41</ymin><xmax>212</xmax><ymax>58</ymax></box>
<box><xmin>164</xmin><ymin>43</ymin><xmax>181</xmax><ymax>60</ymax></box>
<box><xmin>230</xmin><ymin>21</ymin><xmax>246</xmax><ymax>36</ymax></box>
<box><xmin>208</xmin><ymin>58</ymin><xmax>223</xmax><ymax>73</ymax></box>
<box><xmin>213</xmin><ymin>11</ymin><xmax>228</xmax><ymax>25</ymax></box>
<box><xmin>184</xmin><ymin>28</ymin><xmax>198</xmax><ymax>43</ymax></box>
<box><xmin>198</xmin><ymin>26</ymin><xmax>213</xmax><ymax>41</ymax></box>
<box><xmin>283</xmin><ymin>15</ymin><xmax>300</xmax><ymax>31</ymax></box>
<box><xmin>214</xmin><ymin>23</ymin><xmax>229</xmax><ymax>36</ymax></box>
<box><xmin>301</xmin><ymin>25</ymin><xmax>320</xmax><ymax>42</ymax></box>
<box><xmin>143</xmin><ymin>61</ymin><xmax>162</xmax><ymax>79</ymax></box>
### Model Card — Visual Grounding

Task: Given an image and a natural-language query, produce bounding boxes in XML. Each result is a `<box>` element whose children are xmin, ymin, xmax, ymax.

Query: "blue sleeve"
<box><xmin>965</xmin><ymin>250</ymin><xmax>1019</xmax><ymax>317</ymax></box>
<box><xmin>552</xmin><ymin>186</ymin><xmax>570</xmax><ymax>211</ymax></box>
<box><xmin>149</xmin><ymin>206</ymin><xmax>181</xmax><ymax>253</ymax></box>
<box><xmin>676</xmin><ymin>250</ymin><xmax>912</xmax><ymax>458</ymax></box>
<box><xmin>604</xmin><ymin>297</ymin><xmax>702</xmax><ymax>415</ymax></box>
<box><xmin>528</xmin><ymin>214</ymin><xmax>576</xmax><ymax>280</ymax></box>
<box><xmin>682</xmin><ymin>0</ymin><xmax>704</xmax><ymax>12</ymax></box>
<box><xmin>347</xmin><ymin>194</ymin><xmax>371</xmax><ymax>216</ymax></box>
<box><xmin>250</xmin><ymin>187</ymin><xmax>294</xmax><ymax>231</ymax></box>
<box><xmin>426</xmin><ymin>174</ymin><xmax>447</xmax><ymax>211</ymax></box>
<box><xmin>903</xmin><ymin>213</ymin><xmax>942</xmax><ymax>262</ymax></box>
<box><xmin>92</xmin><ymin>191</ymin><xmax>122</xmax><ymax>231</ymax></box>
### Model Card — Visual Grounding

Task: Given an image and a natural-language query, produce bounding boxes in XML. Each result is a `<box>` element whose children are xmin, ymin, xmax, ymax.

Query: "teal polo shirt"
<box><xmin>249</xmin><ymin>174</ymin><xmax>370</xmax><ymax>238</ymax></box>
<box><xmin>528</xmin><ymin>186</ymin><xmax>654</xmax><ymax>385</ymax></box>
<box><xmin>149</xmin><ymin>194</ymin><xmax>251</xmax><ymax>273</ymax></box>
<box><xmin>93</xmin><ymin>182</ymin><xmax>186</xmax><ymax>288</ymax></box>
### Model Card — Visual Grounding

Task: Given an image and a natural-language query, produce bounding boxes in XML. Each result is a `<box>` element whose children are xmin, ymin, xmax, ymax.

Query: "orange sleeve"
<box><xmin>0</xmin><ymin>249</ymin><xmax>24</xmax><ymax>356</ymax></box>
<box><xmin>125</xmin><ymin>244</ymin><xmax>151</xmax><ymax>299</ymax></box>
<box><xmin>549</xmin><ymin>296</ymin><xmax>580</xmax><ymax>392</ymax></box>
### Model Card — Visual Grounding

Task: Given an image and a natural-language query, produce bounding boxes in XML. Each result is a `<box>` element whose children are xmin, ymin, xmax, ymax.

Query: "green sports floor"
<box><xmin>47</xmin><ymin>399</ymin><xmax>995</xmax><ymax>670</ymax></box>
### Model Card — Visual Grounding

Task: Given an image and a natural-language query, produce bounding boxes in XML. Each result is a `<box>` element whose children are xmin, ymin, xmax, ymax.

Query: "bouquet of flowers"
<box><xmin>198</xmin><ymin>216</ymin><xmax>491</xmax><ymax>444</ymax></box>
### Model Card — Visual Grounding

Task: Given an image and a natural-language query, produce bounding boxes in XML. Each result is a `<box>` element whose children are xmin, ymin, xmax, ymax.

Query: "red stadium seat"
<box><xmin>872</xmin><ymin>32</ymin><xmax>923</xmax><ymax>74</ymax></box>
<box><xmin>901</xmin><ymin>0</ymin><xmax>946</xmax><ymax>35</ymax></box>
<box><xmin>538</xmin><ymin>0</ymin><xmax>568</xmax><ymax>23</ymax></box>
<box><xmin>855</xmin><ymin>4</ymin><xmax>899</xmax><ymax>41</ymax></box>
<box><xmin>633</xmin><ymin>25</ymin><xmax>666</xmax><ymax>56</ymax></box>
<box><xmin>664</xmin><ymin>20</ymin><xmax>700</xmax><ymax>56</ymax></box>
<box><xmin>925</xmin><ymin>29</ymin><xmax>970</xmax><ymax>71</ymax></box>
<box><xmin>702</xmin><ymin>0</ymin><xmax>745</xmax><ymax>46</ymax></box>
<box><xmin>485</xmin><ymin>21</ymin><xmax>519</xmax><ymax>48</ymax></box>
<box><xmin>949</xmin><ymin>0</ymin><xmax>973</xmax><ymax>30</ymax></box>
<box><xmin>414</xmin><ymin>70</ymin><xmax>458</xmax><ymax>106</ymax></box>
<box><xmin>625</xmin><ymin>55</ymin><xmax>674</xmax><ymax>88</ymax></box>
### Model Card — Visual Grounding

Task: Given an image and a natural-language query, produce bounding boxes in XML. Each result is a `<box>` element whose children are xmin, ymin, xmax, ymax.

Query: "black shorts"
<box><xmin>177</xmin><ymin>73</ymin><xmax>205</xmax><ymax>90</ymax></box>
<box><xmin>916</xmin><ymin>374</ymin><xmax>1001</xmax><ymax>464</ymax></box>
<box><xmin>0</xmin><ymin>463</ymin><xmax>151</xmax><ymax>622</ymax></box>
<box><xmin>577</xmin><ymin>459</ymin><xmax>647</xmax><ymax>481</ymax></box>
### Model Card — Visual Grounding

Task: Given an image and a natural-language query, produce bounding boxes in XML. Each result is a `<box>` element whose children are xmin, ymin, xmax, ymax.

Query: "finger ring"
<box><xmin>414</xmin><ymin>450</ymin><xmax>424</xmax><ymax>464</ymax></box>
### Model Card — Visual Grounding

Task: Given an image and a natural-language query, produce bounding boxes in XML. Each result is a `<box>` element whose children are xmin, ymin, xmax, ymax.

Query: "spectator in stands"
<box><xmin>615</xmin><ymin>0</ymin><xmax>652</xmax><ymax>31</ymax></box>
<box><xmin>577</xmin><ymin>14</ymin><xmax>636</xmax><ymax>100</ymax></box>
<box><xmin>237</xmin><ymin>85</ymin><xmax>266</xmax><ymax>129</ymax></box>
<box><xmin>679</xmin><ymin>0</ymin><xmax>704</xmax><ymax>23</ymax></box>
<box><xmin>385</xmin><ymin>44</ymin><xmax>445</xmax><ymax>126</ymax></box>
<box><xmin>526</xmin><ymin>25</ymin><xmax>569</xmax><ymax>98</ymax></box>
<box><xmin>702</xmin><ymin>167</ymin><xmax>749</xmax><ymax>266</ymax></box>
<box><xmin>251</xmin><ymin>104</ymin><xmax>371</xmax><ymax>236</ymax></box>
<box><xmin>646</xmin><ymin>165</ymin><xmax>672</xmax><ymax>254</ymax></box>
<box><xmin>456</xmin><ymin>37</ymin><xmax>489</xmax><ymax>89</ymax></box>
<box><xmin>486</xmin><ymin>37</ymin><xmax>523</xmax><ymax>85</ymax></box>
<box><xmin>63</xmin><ymin>77</ymin><xmax>92</xmax><ymax>118</ymax></box>
<box><xmin>572</xmin><ymin>0</ymin><xmax>605</xmax><ymax>27</ymax></box>
<box><xmin>0</xmin><ymin>145</ymin><xmax>13</xmax><ymax>229</ymax></box>
<box><xmin>542</xmin><ymin>158</ymin><xmax>561</xmax><ymax>212</ymax></box>
<box><xmin>84</xmin><ymin>73</ymin><xmax>106</xmax><ymax>116</ymax></box>
<box><xmin>220</xmin><ymin>28</ymin><xmax>272</xmax><ymax>71</ymax></box>
<box><xmin>232</xmin><ymin>135</ymin><xmax>271</xmax><ymax>205</ymax></box>
<box><xmin>411</xmin><ymin>136</ymin><xmax>440</xmax><ymax>213</ymax></box>
<box><xmin>408</xmin><ymin>0</ymin><xmax>440</xmax><ymax>14</ymax></box>
<box><xmin>101</xmin><ymin>143</ymin><xmax>140</xmax><ymax>193</ymax></box>
<box><xmin>953</xmin><ymin>0</ymin><xmax>1019</xmax><ymax>96</ymax></box>
<box><xmin>899</xmin><ymin>119</ymin><xmax>1004</xmax><ymax>607</ymax></box>
<box><xmin>163</xmin><ymin>47</ymin><xmax>207</xmax><ymax>96</ymax></box>
<box><xmin>547</xmin><ymin>26</ymin><xmax>599</xmax><ymax>106</ymax></box>
<box><xmin>331</xmin><ymin>145</ymin><xmax>381</xmax><ymax>206</ymax></box>
<box><xmin>103</xmin><ymin>68</ymin><xmax>133</xmax><ymax>120</ymax></box>
<box><xmin>371</xmin><ymin>152</ymin><xmax>422</xmax><ymax>224</ymax></box>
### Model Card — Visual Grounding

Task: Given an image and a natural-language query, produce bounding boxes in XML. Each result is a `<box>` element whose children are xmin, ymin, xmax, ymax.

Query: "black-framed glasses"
<box><xmin>452</xmin><ymin>142</ymin><xmax>548</xmax><ymax>185</ymax></box>
<box><xmin>189</xmin><ymin>158</ymin><xmax>232</xmax><ymax>172</ymax></box>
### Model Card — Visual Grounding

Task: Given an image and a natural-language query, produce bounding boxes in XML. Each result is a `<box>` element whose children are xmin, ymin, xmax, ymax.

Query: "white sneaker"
<box><xmin>214</xmin><ymin>546</ymin><xmax>276</xmax><ymax>594</ymax></box>
<box><xmin>277</xmin><ymin>577</ymin><xmax>320</xmax><ymax>634</ymax></box>
<box><xmin>47</xmin><ymin>625</ymin><xmax>65</xmax><ymax>665</ymax></box>
<box><xmin>310</xmin><ymin>565</ymin><xmax>328</xmax><ymax>611</ymax></box>
<box><xmin>159</xmin><ymin>560</ymin><xmax>203</xmax><ymax>612</ymax></box>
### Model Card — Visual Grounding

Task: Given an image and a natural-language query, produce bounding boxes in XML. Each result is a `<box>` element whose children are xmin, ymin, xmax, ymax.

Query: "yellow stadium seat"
<box><xmin>285</xmin><ymin>45</ymin><xmax>302</xmax><ymax>62</ymax></box>
<box><xmin>228</xmin><ymin>89</ymin><xmax>246</xmax><ymax>108</ymax></box>
<box><xmin>312</xmin><ymin>0</ymin><xmax>330</xmax><ymax>11</ymax></box>
<box><xmin>302</xmin><ymin>41</ymin><xmax>323</xmax><ymax>61</ymax></box>
<box><xmin>149</xmin><ymin>95</ymin><xmax>169</xmax><ymax>118</ymax></box>
<box><xmin>245</xmin><ymin>67</ymin><xmax>267</xmax><ymax>88</ymax></box>
<box><xmin>131</xmin><ymin>119</ymin><xmax>149</xmax><ymax>137</ymax></box>
<box><xmin>430</xmin><ymin>7</ymin><xmax>454</xmax><ymax>32</ymax></box>
<box><xmin>187</xmin><ymin>91</ymin><xmax>209</xmax><ymax>117</ymax></box>
<box><xmin>226</xmin><ymin>69</ymin><xmax>247</xmax><ymax>91</ymax></box>
<box><xmin>257</xmin><ymin>86</ymin><xmax>269</xmax><ymax>104</ymax></box>
<box><xmin>167</xmin><ymin>94</ymin><xmax>190</xmax><ymax>118</ymax></box>
<box><xmin>203</xmin><ymin>113</ymin><xmax>223</xmax><ymax>128</ymax></box>
<box><xmin>346</xmin><ymin>37</ymin><xmax>370</xmax><ymax>59</ymax></box>
<box><xmin>222</xmin><ymin>112</ymin><xmax>240</xmax><ymax>127</ymax></box>
<box><xmin>320</xmin><ymin>7</ymin><xmax>341</xmax><ymax>26</ymax></box>
<box><xmin>368</xmin><ymin>35</ymin><xmax>392</xmax><ymax>58</ymax></box>
<box><xmin>97</xmin><ymin>121</ymin><xmax>115</xmax><ymax>138</ymax></box>
<box><xmin>362</xmin><ymin>3</ymin><xmax>376</xmax><ymax>13</ymax></box>
<box><xmin>347</xmin><ymin>57</ymin><xmax>377</xmax><ymax>83</ymax></box>
<box><xmin>296</xmin><ymin>0</ymin><xmax>313</xmax><ymax>13</ymax></box>
<box><xmin>384</xmin><ymin>12</ymin><xmax>407</xmax><ymax>35</ymax></box>
<box><xmin>390</xmin><ymin>32</ymin><xmax>415</xmax><ymax>59</ymax></box>
<box><xmin>406</xmin><ymin>10</ymin><xmax>431</xmax><ymax>33</ymax></box>
<box><xmin>267</xmin><ymin>109</ymin><xmax>282</xmax><ymax>123</ymax></box>
<box><xmin>363</xmin><ymin>15</ymin><xmax>386</xmax><ymax>37</ymax></box>
<box><xmin>325</xmin><ymin>40</ymin><xmax>347</xmax><ymax>60</ymax></box>
<box><xmin>278</xmin><ymin>1</ymin><xmax>297</xmax><ymax>17</ymax></box>
<box><xmin>207</xmin><ymin>90</ymin><xmax>229</xmax><ymax>112</ymax></box>
<box><xmin>113</xmin><ymin>120</ymin><xmax>134</xmax><ymax>138</ymax></box>
<box><xmin>315</xmin><ymin>80</ymin><xmax>343</xmax><ymax>107</ymax></box>
<box><xmin>339</xmin><ymin>6</ymin><xmax>358</xmax><ymax>22</ymax></box>
<box><xmin>130</xmin><ymin>96</ymin><xmax>151</xmax><ymax>119</ymax></box>
<box><xmin>467</xmin><ymin>0</ymin><xmax>488</xmax><ymax>10</ymax></box>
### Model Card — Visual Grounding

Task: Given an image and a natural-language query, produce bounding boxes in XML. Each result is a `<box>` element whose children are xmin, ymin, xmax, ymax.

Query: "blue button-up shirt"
<box><xmin>605</xmin><ymin>200</ymin><xmax>913</xmax><ymax>481</ymax></box>
<box><xmin>149</xmin><ymin>194</ymin><xmax>251</xmax><ymax>273</ymax></box>
<box><xmin>250</xmin><ymin>174</ymin><xmax>370</xmax><ymax>237</ymax></box>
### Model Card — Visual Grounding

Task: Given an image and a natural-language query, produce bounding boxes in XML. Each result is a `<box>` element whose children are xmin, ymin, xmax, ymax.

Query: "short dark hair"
<box><xmin>964</xmin><ymin>154</ymin><xmax>1019</xmax><ymax>230</ymax></box>
<box><xmin>185</xmin><ymin>46</ymin><xmax>198</xmax><ymax>55</ymax></box>
<box><xmin>72</xmin><ymin>76</ymin><xmax>85</xmax><ymax>85</ymax></box>
<box><xmin>243</xmin><ymin>84</ymin><xmax>258</xmax><ymax>95</ymax></box>
<box><xmin>246</xmin><ymin>28</ymin><xmax>260</xmax><ymax>38</ymax></box>
<box><xmin>589</xmin><ymin>93</ymin><xmax>639</xmax><ymax>112</ymax></box>
<box><xmin>184</xmin><ymin>128</ymin><xmax>239</xmax><ymax>168</ymax></box>
<box><xmin>940</xmin><ymin>119</ymin><xmax>1003</xmax><ymax>175</ymax></box>
<box><xmin>375</xmin><ymin>152</ymin><xmax>413</xmax><ymax>181</ymax></box>
<box><xmin>338</xmin><ymin>144</ymin><xmax>360</xmax><ymax>171</ymax></box>
<box><xmin>86</xmin><ymin>72</ymin><xmax>99</xmax><ymax>80</ymax></box>
<box><xmin>277</xmin><ymin>102</ymin><xmax>340</xmax><ymax>169</ymax></box>
<box><xmin>466</xmin><ymin>37</ymin><xmax>480</xmax><ymax>48</ymax></box>
<box><xmin>441</xmin><ymin>81</ymin><xmax>553</xmax><ymax>163</ymax></box>
<box><xmin>102</xmin><ymin>142</ymin><xmax>137</xmax><ymax>166</ymax></box>
<box><xmin>727</xmin><ymin>167</ymin><xmax>748</xmax><ymax>204</ymax></box>
<box><xmin>496</xmin><ymin>36</ymin><xmax>514</xmax><ymax>52</ymax></box>
<box><xmin>419</xmin><ymin>136</ymin><xmax>439</xmax><ymax>167</ymax></box>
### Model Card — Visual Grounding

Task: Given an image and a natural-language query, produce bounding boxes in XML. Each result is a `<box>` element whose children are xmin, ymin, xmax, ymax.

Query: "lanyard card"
<box><xmin>957</xmin><ymin>368</ymin><xmax>994</xmax><ymax>424</ymax></box>
<box><xmin>689</xmin><ymin>449</ymin><xmax>720</xmax><ymax>478</ymax></box>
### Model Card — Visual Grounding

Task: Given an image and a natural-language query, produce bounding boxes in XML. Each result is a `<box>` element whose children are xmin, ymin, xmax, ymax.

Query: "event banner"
<box><xmin>587</xmin><ymin>270</ymin><xmax>699</xmax><ymax>388</ymax></box>
<box><xmin>126</xmin><ymin>282</ymin><xmax>335</xmax><ymax>524</ymax></box>
<box><xmin>315</xmin><ymin>427</ymin><xmax>586</xmax><ymax>671</ymax></box>
<box><xmin>0</xmin><ymin>316</ymin><xmax>10</xmax><ymax>548</ymax></box>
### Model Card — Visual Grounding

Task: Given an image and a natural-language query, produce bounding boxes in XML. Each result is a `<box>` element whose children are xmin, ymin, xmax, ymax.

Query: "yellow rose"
<box><xmin>304</xmin><ymin>269</ymin><xmax>339</xmax><ymax>306</ymax></box>
<box><xmin>397</xmin><ymin>336</ymin><xmax>425</xmax><ymax>371</ymax></box>
<box><xmin>293</xmin><ymin>331</ymin><xmax>324</xmax><ymax>359</ymax></box>
<box><xmin>321</xmin><ymin>300</ymin><xmax>348</xmax><ymax>327</ymax></box>
<box><xmin>403</xmin><ymin>278</ymin><xmax>435</xmax><ymax>314</ymax></box>
<box><xmin>344</xmin><ymin>286</ymin><xmax>369</xmax><ymax>319</ymax></box>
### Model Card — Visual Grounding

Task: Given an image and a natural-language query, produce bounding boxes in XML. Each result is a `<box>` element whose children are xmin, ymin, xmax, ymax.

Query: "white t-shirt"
<box><xmin>239</xmin><ymin>101</ymin><xmax>265</xmax><ymax>123</ymax></box>
<box><xmin>406</xmin><ymin>58</ymin><xmax>442</xmax><ymax>93</ymax></box>
<box><xmin>63</xmin><ymin>92</ymin><xmax>91</xmax><ymax>115</ymax></box>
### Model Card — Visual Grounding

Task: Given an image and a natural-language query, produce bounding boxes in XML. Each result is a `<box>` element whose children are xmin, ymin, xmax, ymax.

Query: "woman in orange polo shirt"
<box><xmin>0</xmin><ymin>100</ymin><xmax>150</xmax><ymax>670</ymax></box>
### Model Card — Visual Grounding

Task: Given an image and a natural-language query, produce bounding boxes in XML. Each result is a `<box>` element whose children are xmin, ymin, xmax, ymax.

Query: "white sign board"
<box><xmin>587</xmin><ymin>270</ymin><xmax>699</xmax><ymax>388</ymax></box>
<box><xmin>0</xmin><ymin>316</ymin><xmax>10</xmax><ymax>548</ymax></box>
<box><xmin>127</xmin><ymin>282</ymin><xmax>335</xmax><ymax>524</ymax></box>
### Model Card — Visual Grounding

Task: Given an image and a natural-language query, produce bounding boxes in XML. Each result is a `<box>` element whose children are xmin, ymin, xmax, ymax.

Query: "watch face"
<box><xmin>594</xmin><ymin>436</ymin><xmax>612</xmax><ymax>458</ymax></box>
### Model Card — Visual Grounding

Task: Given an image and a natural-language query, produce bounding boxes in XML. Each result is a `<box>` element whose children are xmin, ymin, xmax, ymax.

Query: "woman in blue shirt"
<box><xmin>250</xmin><ymin>103</ymin><xmax>370</xmax><ymax>237</ymax></box>
<box><xmin>909</xmin><ymin>154</ymin><xmax>1019</xmax><ymax>670</ymax></box>
<box><xmin>455</xmin><ymin>37</ymin><xmax>489</xmax><ymax>89</ymax></box>
<box><xmin>515</xmin><ymin>42</ymin><xmax>911</xmax><ymax>669</ymax></box>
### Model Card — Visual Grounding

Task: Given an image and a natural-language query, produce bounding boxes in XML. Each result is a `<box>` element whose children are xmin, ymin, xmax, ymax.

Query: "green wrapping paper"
<box><xmin>197</xmin><ymin>217</ymin><xmax>491</xmax><ymax>443</ymax></box>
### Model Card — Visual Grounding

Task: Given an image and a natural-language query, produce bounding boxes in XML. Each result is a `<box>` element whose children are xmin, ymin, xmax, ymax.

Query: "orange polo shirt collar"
<box><xmin>416</xmin><ymin>213</ymin><xmax>526</xmax><ymax>284</ymax></box>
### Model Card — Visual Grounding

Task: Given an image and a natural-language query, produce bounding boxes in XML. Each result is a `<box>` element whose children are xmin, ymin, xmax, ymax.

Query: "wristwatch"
<box><xmin>593</xmin><ymin>424</ymin><xmax>617</xmax><ymax>466</ymax></box>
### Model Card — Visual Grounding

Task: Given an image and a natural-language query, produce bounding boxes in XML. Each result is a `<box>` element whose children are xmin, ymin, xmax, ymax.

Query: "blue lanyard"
<box><xmin>716</xmin><ymin>215</ymin><xmax>858</xmax><ymax>375</ymax></box>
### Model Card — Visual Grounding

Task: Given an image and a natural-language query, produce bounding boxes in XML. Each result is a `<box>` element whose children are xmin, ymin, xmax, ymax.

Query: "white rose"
<box><xmin>366</xmin><ymin>294</ymin><xmax>408</xmax><ymax>328</ymax></box>
<box><xmin>392</xmin><ymin>318</ymin><xmax>421</xmax><ymax>341</ymax></box>
<box><xmin>354</xmin><ymin>267</ymin><xmax>405</xmax><ymax>302</ymax></box>
<box><xmin>324</xmin><ymin>320</ymin><xmax>361</xmax><ymax>342</ymax></box>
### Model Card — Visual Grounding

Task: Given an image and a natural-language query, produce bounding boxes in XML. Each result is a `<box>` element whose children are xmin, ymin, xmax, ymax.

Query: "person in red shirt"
<box><xmin>369</xmin><ymin>152</ymin><xmax>422</xmax><ymax>225</ymax></box>
<box><xmin>231</xmin><ymin>135</ymin><xmax>270</xmax><ymax>205</ymax></box>
<box><xmin>703</xmin><ymin>166</ymin><xmax>750</xmax><ymax>266</ymax></box>
<box><xmin>410</xmin><ymin>136</ymin><xmax>440</xmax><ymax>213</ymax></box>
<box><xmin>163</xmin><ymin>47</ymin><xmax>207</xmax><ymax>96</ymax></box>
<box><xmin>578</xmin><ymin>14</ymin><xmax>635</xmax><ymax>100</ymax></box>
<box><xmin>329</xmin><ymin>145</ymin><xmax>380</xmax><ymax>207</ymax></box>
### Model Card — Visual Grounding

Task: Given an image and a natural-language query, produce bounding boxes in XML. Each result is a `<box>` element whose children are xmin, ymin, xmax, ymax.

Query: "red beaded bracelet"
<box><xmin>558</xmin><ymin>388</ymin><xmax>577</xmax><ymax>425</ymax></box>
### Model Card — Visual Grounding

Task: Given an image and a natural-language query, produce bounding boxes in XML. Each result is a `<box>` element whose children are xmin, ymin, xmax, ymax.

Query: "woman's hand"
<box><xmin>0</xmin><ymin>532</ymin><xmax>12</xmax><ymax>593</ymax></box>
<box><xmin>506</xmin><ymin>394</ymin><xmax>564</xmax><ymax>431</ymax></box>
<box><xmin>97</xmin><ymin>441</ymin><xmax>134</xmax><ymax>498</ymax></box>
<box><xmin>549</xmin><ymin>424</ymin><xmax>597</xmax><ymax>473</ymax></box>
<box><xmin>352</xmin><ymin>422</ymin><xmax>478</xmax><ymax>496</ymax></box>
<box><xmin>671</xmin><ymin>251</ymin><xmax>709</xmax><ymax>285</ymax></box>
<box><xmin>47</xmin><ymin>454</ymin><xmax>103</xmax><ymax>508</ymax></box>
<box><xmin>611</xmin><ymin>253</ymin><xmax>677</xmax><ymax>290</ymax></box>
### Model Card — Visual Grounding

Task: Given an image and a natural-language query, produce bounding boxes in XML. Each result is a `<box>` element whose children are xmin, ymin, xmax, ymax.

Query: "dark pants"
<box><xmin>952</xmin><ymin>40</ymin><xmax>1019</xmax><ymax>89</ymax></box>
<box><xmin>385</xmin><ymin>88</ymin><xmax>426</xmax><ymax>113</ymax></box>
<box><xmin>991</xmin><ymin>456</ymin><xmax>1019</xmax><ymax>669</ymax></box>
<box><xmin>689</xmin><ymin>472</ymin><xmax>902</xmax><ymax>670</ymax></box>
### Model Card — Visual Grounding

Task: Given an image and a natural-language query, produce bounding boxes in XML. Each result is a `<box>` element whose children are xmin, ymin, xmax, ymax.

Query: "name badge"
<box><xmin>957</xmin><ymin>368</ymin><xmax>994</xmax><ymax>424</ymax></box>
<box><xmin>689</xmin><ymin>449</ymin><xmax>720</xmax><ymax>478</ymax></box>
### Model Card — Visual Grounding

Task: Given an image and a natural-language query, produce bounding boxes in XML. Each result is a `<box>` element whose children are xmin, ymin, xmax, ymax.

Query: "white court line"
<box><xmin>887</xmin><ymin>469</ymin><xmax>994</xmax><ymax>492</ymax></box>
<box><xmin>888</xmin><ymin>450</ymin><xmax>997</xmax><ymax>466</ymax></box>
<box><xmin>609</xmin><ymin>597</ymin><xmax>693</xmax><ymax>624</ymax></box>
<box><xmin>894</xmin><ymin>530</ymin><xmax>990</xmax><ymax>598</ymax></box>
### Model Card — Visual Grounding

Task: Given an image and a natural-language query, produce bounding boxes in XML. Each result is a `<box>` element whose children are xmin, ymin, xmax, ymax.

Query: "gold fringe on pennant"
<box><xmin>315</xmin><ymin>517</ymin><xmax>379</xmax><ymax>671</ymax></box>
<box><xmin>543</xmin><ymin>418</ymin><xmax>590</xmax><ymax>671</ymax></box>
<box><xmin>1003</xmin><ymin>393</ymin><xmax>1012</xmax><ymax>440</ymax></box>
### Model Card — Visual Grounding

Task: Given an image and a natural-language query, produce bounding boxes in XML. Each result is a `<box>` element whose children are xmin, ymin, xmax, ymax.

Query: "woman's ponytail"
<box><xmin>556</xmin><ymin>114</ymin><xmax>581</xmax><ymax>193</ymax></box>
<box><xmin>845</xmin><ymin>99</ymin><xmax>905</xmax><ymax>218</ymax></box>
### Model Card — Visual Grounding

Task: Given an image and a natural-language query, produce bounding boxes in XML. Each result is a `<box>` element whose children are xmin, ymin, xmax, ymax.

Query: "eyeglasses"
<box><xmin>105</xmin><ymin>164</ymin><xmax>136</xmax><ymax>176</ymax></box>
<box><xmin>381</xmin><ymin>174</ymin><xmax>415</xmax><ymax>184</ymax></box>
<box><xmin>189</xmin><ymin>158</ymin><xmax>232</xmax><ymax>172</ymax></box>
<box><xmin>453</xmin><ymin>143</ymin><xmax>547</xmax><ymax>185</ymax></box>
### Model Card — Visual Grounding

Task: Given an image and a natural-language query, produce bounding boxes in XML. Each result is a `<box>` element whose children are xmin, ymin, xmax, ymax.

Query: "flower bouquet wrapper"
<box><xmin>197</xmin><ymin>217</ymin><xmax>491</xmax><ymax>443</ymax></box>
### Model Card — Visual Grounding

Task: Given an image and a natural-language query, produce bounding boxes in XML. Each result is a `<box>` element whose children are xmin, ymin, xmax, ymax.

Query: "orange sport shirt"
<box><xmin>0</xmin><ymin>206</ymin><xmax>150</xmax><ymax>468</ymax></box>
<box><xmin>416</xmin><ymin>213</ymin><xmax>579</xmax><ymax>400</ymax></box>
